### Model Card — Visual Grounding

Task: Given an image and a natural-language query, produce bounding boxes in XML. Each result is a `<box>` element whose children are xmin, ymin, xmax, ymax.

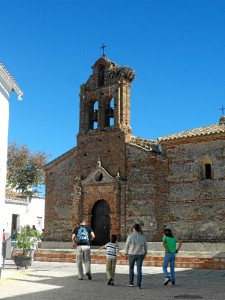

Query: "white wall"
<box><xmin>0</xmin><ymin>82</ymin><xmax>10</xmax><ymax>245</ymax></box>
<box><xmin>4</xmin><ymin>196</ymin><xmax>45</xmax><ymax>237</ymax></box>
<box><xmin>0</xmin><ymin>65</ymin><xmax>23</xmax><ymax>268</ymax></box>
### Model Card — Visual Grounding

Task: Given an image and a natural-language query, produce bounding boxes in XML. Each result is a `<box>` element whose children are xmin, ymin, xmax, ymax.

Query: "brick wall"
<box><xmin>162</xmin><ymin>137</ymin><xmax>225</xmax><ymax>241</ymax></box>
<box><xmin>34</xmin><ymin>249</ymin><xmax>225</xmax><ymax>270</ymax></box>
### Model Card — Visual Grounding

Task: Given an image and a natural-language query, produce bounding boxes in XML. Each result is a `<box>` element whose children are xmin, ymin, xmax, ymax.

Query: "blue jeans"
<box><xmin>163</xmin><ymin>253</ymin><xmax>176</xmax><ymax>282</ymax></box>
<box><xmin>128</xmin><ymin>254</ymin><xmax>144</xmax><ymax>287</ymax></box>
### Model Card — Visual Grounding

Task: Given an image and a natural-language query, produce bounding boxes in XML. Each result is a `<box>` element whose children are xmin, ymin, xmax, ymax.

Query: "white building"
<box><xmin>5</xmin><ymin>190</ymin><xmax>45</xmax><ymax>236</ymax></box>
<box><xmin>0</xmin><ymin>63</ymin><xmax>23</xmax><ymax>261</ymax></box>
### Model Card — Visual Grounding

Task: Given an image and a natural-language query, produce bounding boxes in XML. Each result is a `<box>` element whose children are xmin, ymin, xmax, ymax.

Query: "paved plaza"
<box><xmin>1</xmin><ymin>260</ymin><xmax>225</xmax><ymax>299</ymax></box>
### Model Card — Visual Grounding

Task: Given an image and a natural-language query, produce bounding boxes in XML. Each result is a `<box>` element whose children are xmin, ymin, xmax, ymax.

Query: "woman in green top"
<box><xmin>162</xmin><ymin>228</ymin><xmax>182</xmax><ymax>286</ymax></box>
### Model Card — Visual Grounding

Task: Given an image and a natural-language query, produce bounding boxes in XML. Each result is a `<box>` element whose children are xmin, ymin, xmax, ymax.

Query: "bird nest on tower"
<box><xmin>106</xmin><ymin>66</ymin><xmax>136</xmax><ymax>82</ymax></box>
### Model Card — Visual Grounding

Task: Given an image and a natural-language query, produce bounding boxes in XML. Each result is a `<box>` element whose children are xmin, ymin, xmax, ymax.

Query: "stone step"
<box><xmin>34</xmin><ymin>249</ymin><xmax>225</xmax><ymax>270</ymax></box>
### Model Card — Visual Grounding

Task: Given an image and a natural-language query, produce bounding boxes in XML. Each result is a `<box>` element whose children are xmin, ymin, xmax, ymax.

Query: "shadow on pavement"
<box><xmin>1</xmin><ymin>262</ymin><xmax>225</xmax><ymax>300</ymax></box>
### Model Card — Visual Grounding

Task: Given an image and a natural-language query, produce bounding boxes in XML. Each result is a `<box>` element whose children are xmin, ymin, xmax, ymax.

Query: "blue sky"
<box><xmin>1</xmin><ymin>0</ymin><xmax>225</xmax><ymax>166</ymax></box>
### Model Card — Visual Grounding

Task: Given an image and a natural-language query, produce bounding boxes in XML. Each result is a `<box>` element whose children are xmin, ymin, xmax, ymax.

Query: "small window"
<box><xmin>204</xmin><ymin>163</ymin><xmax>212</xmax><ymax>179</ymax></box>
<box><xmin>95</xmin><ymin>172</ymin><xmax>103</xmax><ymax>182</ymax></box>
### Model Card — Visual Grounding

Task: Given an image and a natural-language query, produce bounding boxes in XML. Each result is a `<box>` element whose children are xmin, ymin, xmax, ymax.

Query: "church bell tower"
<box><xmin>78</xmin><ymin>55</ymin><xmax>135</xmax><ymax>139</ymax></box>
<box><xmin>74</xmin><ymin>55</ymin><xmax>136</xmax><ymax>241</ymax></box>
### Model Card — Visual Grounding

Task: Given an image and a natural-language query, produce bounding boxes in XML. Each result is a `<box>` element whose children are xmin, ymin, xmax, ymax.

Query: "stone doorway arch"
<box><xmin>91</xmin><ymin>199</ymin><xmax>110</xmax><ymax>245</ymax></box>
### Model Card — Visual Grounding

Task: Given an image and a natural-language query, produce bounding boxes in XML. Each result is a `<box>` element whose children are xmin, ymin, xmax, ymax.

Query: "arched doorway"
<box><xmin>91</xmin><ymin>199</ymin><xmax>110</xmax><ymax>245</ymax></box>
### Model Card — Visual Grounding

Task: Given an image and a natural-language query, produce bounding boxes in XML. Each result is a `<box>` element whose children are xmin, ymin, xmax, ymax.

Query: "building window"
<box><xmin>201</xmin><ymin>157</ymin><xmax>213</xmax><ymax>180</ymax></box>
<box><xmin>95</xmin><ymin>171</ymin><xmax>103</xmax><ymax>182</ymax></box>
<box><xmin>204</xmin><ymin>163</ymin><xmax>212</xmax><ymax>179</ymax></box>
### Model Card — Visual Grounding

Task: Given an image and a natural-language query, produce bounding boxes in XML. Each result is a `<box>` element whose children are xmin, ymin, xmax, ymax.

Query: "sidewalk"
<box><xmin>1</xmin><ymin>260</ymin><xmax>25</xmax><ymax>281</ymax></box>
<box><xmin>1</xmin><ymin>260</ymin><xmax>225</xmax><ymax>299</ymax></box>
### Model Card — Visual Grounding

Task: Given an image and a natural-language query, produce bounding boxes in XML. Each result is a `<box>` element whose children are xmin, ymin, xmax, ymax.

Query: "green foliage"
<box><xmin>16</xmin><ymin>226</ymin><xmax>42</xmax><ymax>253</ymax></box>
<box><xmin>7</xmin><ymin>141</ymin><xmax>48</xmax><ymax>195</ymax></box>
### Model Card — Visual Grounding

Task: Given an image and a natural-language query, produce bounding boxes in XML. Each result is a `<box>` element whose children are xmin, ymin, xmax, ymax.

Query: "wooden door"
<box><xmin>91</xmin><ymin>200</ymin><xmax>110</xmax><ymax>246</ymax></box>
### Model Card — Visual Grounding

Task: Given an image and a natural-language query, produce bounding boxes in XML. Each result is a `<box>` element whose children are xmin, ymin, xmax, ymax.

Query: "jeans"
<box><xmin>128</xmin><ymin>254</ymin><xmax>144</xmax><ymax>287</ymax></box>
<box><xmin>76</xmin><ymin>245</ymin><xmax>91</xmax><ymax>278</ymax></box>
<box><xmin>163</xmin><ymin>253</ymin><xmax>176</xmax><ymax>282</ymax></box>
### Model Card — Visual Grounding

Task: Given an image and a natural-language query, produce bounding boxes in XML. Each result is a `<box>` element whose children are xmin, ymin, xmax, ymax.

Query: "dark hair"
<box><xmin>79</xmin><ymin>219</ymin><xmax>86</xmax><ymax>224</ymax></box>
<box><xmin>110</xmin><ymin>234</ymin><xmax>117</xmax><ymax>243</ymax></box>
<box><xmin>133</xmin><ymin>223</ymin><xmax>143</xmax><ymax>234</ymax></box>
<box><xmin>164</xmin><ymin>228</ymin><xmax>173</xmax><ymax>237</ymax></box>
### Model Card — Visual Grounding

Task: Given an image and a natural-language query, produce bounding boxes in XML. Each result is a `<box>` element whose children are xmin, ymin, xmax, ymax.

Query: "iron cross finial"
<box><xmin>100</xmin><ymin>43</ymin><xmax>106</xmax><ymax>56</ymax></box>
<box><xmin>219</xmin><ymin>105</ymin><xmax>225</xmax><ymax>115</ymax></box>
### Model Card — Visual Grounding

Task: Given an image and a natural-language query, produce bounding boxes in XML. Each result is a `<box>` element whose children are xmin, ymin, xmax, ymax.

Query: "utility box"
<box><xmin>2</xmin><ymin>236</ymin><xmax>12</xmax><ymax>268</ymax></box>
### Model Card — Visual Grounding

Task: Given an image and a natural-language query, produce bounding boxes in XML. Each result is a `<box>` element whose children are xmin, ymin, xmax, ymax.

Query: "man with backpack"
<box><xmin>72</xmin><ymin>219</ymin><xmax>95</xmax><ymax>280</ymax></box>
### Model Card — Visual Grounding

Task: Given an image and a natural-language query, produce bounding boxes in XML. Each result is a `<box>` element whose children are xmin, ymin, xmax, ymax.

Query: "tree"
<box><xmin>7</xmin><ymin>141</ymin><xmax>48</xmax><ymax>195</ymax></box>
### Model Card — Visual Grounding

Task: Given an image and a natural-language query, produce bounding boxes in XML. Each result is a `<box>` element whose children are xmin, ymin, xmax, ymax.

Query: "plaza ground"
<box><xmin>1</xmin><ymin>260</ymin><xmax>225</xmax><ymax>299</ymax></box>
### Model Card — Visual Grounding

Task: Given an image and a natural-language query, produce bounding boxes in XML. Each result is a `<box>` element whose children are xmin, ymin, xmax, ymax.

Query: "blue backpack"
<box><xmin>76</xmin><ymin>226</ymin><xmax>89</xmax><ymax>244</ymax></box>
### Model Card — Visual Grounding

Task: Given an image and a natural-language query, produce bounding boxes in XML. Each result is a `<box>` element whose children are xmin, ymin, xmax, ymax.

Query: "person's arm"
<box><xmin>162</xmin><ymin>239</ymin><xmax>169</xmax><ymax>253</ymax></box>
<box><xmin>99</xmin><ymin>244</ymin><xmax>106</xmax><ymax>250</ymax></box>
<box><xmin>124</xmin><ymin>235</ymin><xmax>130</xmax><ymax>258</ymax></box>
<box><xmin>175</xmin><ymin>240</ymin><xmax>182</xmax><ymax>253</ymax></box>
<box><xmin>114</xmin><ymin>244</ymin><xmax>123</xmax><ymax>257</ymax></box>
<box><xmin>117</xmin><ymin>248</ymin><xmax>124</xmax><ymax>257</ymax></box>
<box><xmin>143</xmin><ymin>237</ymin><xmax>147</xmax><ymax>258</ymax></box>
<box><xmin>72</xmin><ymin>232</ymin><xmax>77</xmax><ymax>247</ymax></box>
<box><xmin>90</xmin><ymin>231</ymin><xmax>95</xmax><ymax>241</ymax></box>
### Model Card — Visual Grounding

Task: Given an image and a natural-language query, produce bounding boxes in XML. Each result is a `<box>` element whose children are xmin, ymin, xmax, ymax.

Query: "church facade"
<box><xmin>43</xmin><ymin>56</ymin><xmax>225</xmax><ymax>245</ymax></box>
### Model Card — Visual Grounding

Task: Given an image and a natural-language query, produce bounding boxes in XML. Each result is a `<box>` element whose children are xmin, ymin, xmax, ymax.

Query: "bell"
<box><xmin>92</xmin><ymin>109</ymin><xmax>98</xmax><ymax>122</ymax></box>
<box><xmin>107</xmin><ymin>107</ymin><xmax>114</xmax><ymax>118</ymax></box>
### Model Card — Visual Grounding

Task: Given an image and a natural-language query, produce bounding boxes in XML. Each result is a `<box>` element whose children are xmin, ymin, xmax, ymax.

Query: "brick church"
<box><xmin>43</xmin><ymin>55</ymin><xmax>225</xmax><ymax>245</ymax></box>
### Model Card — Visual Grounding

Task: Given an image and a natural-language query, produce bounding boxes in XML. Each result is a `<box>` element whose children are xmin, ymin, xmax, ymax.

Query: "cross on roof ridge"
<box><xmin>219</xmin><ymin>105</ymin><xmax>225</xmax><ymax>115</ymax></box>
<box><xmin>100</xmin><ymin>43</ymin><xmax>106</xmax><ymax>56</ymax></box>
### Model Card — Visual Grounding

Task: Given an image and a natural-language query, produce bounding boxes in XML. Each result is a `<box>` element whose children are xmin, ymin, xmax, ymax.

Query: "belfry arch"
<box><xmin>78</xmin><ymin>55</ymin><xmax>135</xmax><ymax>136</ymax></box>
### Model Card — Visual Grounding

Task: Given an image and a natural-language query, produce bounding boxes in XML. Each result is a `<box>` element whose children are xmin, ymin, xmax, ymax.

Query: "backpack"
<box><xmin>76</xmin><ymin>226</ymin><xmax>89</xmax><ymax>244</ymax></box>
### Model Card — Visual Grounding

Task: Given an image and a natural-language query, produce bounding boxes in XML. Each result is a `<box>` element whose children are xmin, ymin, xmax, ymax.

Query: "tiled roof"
<box><xmin>158</xmin><ymin>123</ymin><xmax>225</xmax><ymax>142</ymax></box>
<box><xmin>130</xmin><ymin>136</ymin><xmax>156</xmax><ymax>150</ymax></box>
<box><xmin>0</xmin><ymin>63</ymin><xmax>23</xmax><ymax>99</ymax></box>
<box><xmin>0</xmin><ymin>63</ymin><xmax>18</xmax><ymax>86</ymax></box>
<box><xmin>5</xmin><ymin>189</ymin><xmax>28</xmax><ymax>201</ymax></box>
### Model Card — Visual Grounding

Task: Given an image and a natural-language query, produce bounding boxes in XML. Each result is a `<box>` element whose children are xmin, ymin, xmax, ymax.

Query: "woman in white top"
<box><xmin>124</xmin><ymin>224</ymin><xmax>147</xmax><ymax>289</ymax></box>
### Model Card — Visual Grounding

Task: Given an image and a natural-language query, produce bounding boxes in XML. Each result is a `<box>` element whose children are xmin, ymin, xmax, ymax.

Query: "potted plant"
<box><xmin>13</xmin><ymin>225</ymin><xmax>41</xmax><ymax>269</ymax></box>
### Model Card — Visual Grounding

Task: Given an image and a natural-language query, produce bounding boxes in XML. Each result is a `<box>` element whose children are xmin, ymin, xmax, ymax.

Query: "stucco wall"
<box><xmin>4</xmin><ymin>196</ymin><xmax>45</xmax><ymax>237</ymax></box>
<box><xmin>0</xmin><ymin>83</ymin><xmax>10</xmax><ymax>245</ymax></box>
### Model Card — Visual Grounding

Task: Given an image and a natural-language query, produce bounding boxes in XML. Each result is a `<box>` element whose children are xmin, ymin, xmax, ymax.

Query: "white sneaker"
<box><xmin>164</xmin><ymin>278</ymin><xmax>171</xmax><ymax>286</ymax></box>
